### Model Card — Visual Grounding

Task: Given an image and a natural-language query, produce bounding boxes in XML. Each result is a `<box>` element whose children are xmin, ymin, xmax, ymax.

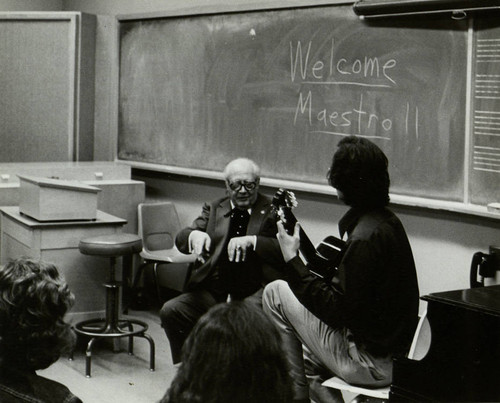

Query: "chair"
<box><xmin>322</xmin><ymin>311</ymin><xmax>430</xmax><ymax>402</ymax></box>
<box><xmin>73</xmin><ymin>233</ymin><xmax>155</xmax><ymax>377</ymax></box>
<box><xmin>132</xmin><ymin>202</ymin><xmax>197</xmax><ymax>306</ymax></box>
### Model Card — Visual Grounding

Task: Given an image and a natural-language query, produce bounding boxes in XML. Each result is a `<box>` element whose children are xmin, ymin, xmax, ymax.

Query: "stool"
<box><xmin>73</xmin><ymin>233</ymin><xmax>155</xmax><ymax>377</ymax></box>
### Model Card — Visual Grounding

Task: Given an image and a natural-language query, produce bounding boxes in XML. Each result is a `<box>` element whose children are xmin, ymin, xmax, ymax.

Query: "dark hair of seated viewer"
<box><xmin>0</xmin><ymin>257</ymin><xmax>76</xmax><ymax>370</ymax></box>
<box><xmin>160</xmin><ymin>300</ymin><xmax>293</xmax><ymax>403</ymax></box>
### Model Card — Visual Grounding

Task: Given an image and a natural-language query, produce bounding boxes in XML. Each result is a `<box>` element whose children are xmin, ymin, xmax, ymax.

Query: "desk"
<box><xmin>391</xmin><ymin>285</ymin><xmax>500</xmax><ymax>401</ymax></box>
<box><xmin>0</xmin><ymin>207</ymin><xmax>126</xmax><ymax>324</ymax></box>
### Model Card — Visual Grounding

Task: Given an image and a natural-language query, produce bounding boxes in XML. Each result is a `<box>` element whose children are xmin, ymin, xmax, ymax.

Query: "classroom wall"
<box><xmin>2</xmin><ymin>0</ymin><xmax>498</xmax><ymax>310</ymax></box>
<box><xmin>132</xmin><ymin>170</ymin><xmax>499</xmax><ymax>309</ymax></box>
<box><xmin>62</xmin><ymin>0</ymin><xmax>341</xmax><ymax>15</ymax></box>
<box><xmin>0</xmin><ymin>0</ymin><xmax>62</xmax><ymax>11</ymax></box>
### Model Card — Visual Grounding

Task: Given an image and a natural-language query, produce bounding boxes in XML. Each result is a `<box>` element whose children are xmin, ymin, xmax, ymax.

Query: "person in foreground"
<box><xmin>0</xmin><ymin>257</ymin><xmax>81</xmax><ymax>403</ymax></box>
<box><xmin>263</xmin><ymin>136</ymin><xmax>420</xmax><ymax>403</ymax></box>
<box><xmin>160</xmin><ymin>301</ymin><xmax>293</xmax><ymax>403</ymax></box>
<box><xmin>160</xmin><ymin>157</ymin><xmax>284</xmax><ymax>363</ymax></box>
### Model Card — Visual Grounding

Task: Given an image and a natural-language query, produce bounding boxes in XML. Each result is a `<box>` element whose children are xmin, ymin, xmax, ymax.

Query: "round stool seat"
<box><xmin>79</xmin><ymin>233</ymin><xmax>142</xmax><ymax>257</ymax></box>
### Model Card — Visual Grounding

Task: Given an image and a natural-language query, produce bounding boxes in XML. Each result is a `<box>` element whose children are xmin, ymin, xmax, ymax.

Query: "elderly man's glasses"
<box><xmin>227</xmin><ymin>180</ymin><xmax>257</xmax><ymax>192</ymax></box>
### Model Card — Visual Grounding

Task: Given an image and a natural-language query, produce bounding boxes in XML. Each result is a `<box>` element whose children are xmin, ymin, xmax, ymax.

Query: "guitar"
<box><xmin>271</xmin><ymin>188</ymin><xmax>346</xmax><ymax>279</ymax></box>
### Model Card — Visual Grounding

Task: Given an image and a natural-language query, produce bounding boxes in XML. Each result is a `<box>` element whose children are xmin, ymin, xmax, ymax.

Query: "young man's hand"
<box><xmin>276</xmin><ymin>221</ymin><xmax>300</xmax><ymax>262</ymax></box>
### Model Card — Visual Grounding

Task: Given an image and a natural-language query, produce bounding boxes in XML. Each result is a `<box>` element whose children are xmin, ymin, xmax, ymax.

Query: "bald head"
<box><xmin>223</xmin><ymin>158</ymin><xmax>260</xmax><ymax>208</ymax></box>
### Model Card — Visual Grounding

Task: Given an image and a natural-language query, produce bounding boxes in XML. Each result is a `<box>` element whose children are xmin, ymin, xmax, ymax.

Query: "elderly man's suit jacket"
<box><xmin>175</xmin><ymin>193</ymin><xmax>284</xmax><ymax>289</ymax></box>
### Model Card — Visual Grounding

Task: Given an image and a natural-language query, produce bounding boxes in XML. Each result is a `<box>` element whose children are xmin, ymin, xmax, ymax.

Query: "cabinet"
<box><xmin>0</xmin><ymin>12</ymin><xmax>96</xmax><ymax>162</ymax></box>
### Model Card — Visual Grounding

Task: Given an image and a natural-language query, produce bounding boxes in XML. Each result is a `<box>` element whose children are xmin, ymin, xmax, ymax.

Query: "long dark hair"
<box><xmin>0</xmin><ymin>258</ymin><xmax>76</xmax><ymax>370</ymax></box>
<box><xmin>328</xmin><ymin>136</ymin><xmax>390</xmax><ymax>208</ymax></box>
<box><xmin>161</xmin><ymin>301</ymin><xmax>293</xmax><ymax>403</ymax></box>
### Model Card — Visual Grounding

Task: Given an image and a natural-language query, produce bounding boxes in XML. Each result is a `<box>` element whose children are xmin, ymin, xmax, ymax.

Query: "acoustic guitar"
<box><xmin>271</xmin><ymin>188</ymin><xmax>346</xmax><ymax>279</ymax></box>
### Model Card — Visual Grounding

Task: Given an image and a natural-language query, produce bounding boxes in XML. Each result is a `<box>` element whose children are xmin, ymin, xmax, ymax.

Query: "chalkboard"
<box><xmin>118</xmin><ymin>5</ymin><xmax>472</xmax><ymax>204</ymax></box>
<box><xmin>470</xmin><ymin>16</ymin><xmax>500</xmax><ymax>207</ymax></box>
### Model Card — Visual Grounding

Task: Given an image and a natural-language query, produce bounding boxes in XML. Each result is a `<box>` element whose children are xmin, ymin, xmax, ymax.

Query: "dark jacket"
<box><xmin>176</xmin><ymin>193</ymin><xmax>285</xmax><ymax>290</ymax></box>
<box><xmin>285</xmin><ymin>207</ymin><xmax>420</xmax><ymax>357</ymax></box>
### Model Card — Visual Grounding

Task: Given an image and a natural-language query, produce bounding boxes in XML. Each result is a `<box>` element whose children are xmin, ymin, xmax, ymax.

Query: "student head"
<box><xmin>161</xmin><ymin>301</ymin><xmax>293</xmax><ymax>403</ymax></box>
<box><xmin>328</xmin><ymin>136</ymin><xmax>390</xmax><ymax>208</ymax></box>
<box><xmin>0</xmin><ymin>257</ymin><xmax>76</xmax><ymax>371</ymax></box>
<box><xmin>223</xmin><ymin>158</ymin><xmax>261</xmax><ymax>209</ymax></box>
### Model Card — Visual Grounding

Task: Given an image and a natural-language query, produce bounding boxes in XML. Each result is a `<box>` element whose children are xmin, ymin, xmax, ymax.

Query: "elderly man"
<box><xmin>160</xmin><ymin>157</ymin><xmax>284</xmax><ymax>363</ymax></box>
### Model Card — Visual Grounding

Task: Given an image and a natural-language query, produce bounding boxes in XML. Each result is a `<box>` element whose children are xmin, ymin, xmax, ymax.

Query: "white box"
<box><xmin>18</xmin><ymin>175</ymin><xmax>100</xmax><ymax>221</ymax></box>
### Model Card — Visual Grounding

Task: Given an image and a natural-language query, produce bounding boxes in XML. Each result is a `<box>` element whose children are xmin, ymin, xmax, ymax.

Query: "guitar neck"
<box><xmin>274</xmin><ymin>189</ymin><xmax>345</xmax><ymax>279</ymax></box>
<box><xmin>283</xmin><ymin>209</ymin><xmax>318</xmax><ymax>264</ymax></box>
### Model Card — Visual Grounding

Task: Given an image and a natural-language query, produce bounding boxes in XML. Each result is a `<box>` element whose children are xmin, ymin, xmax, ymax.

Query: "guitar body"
<box><xmin>271</xmin><ymin>188</ymin><xmax>346</xmax><ymax>279</ymax></box>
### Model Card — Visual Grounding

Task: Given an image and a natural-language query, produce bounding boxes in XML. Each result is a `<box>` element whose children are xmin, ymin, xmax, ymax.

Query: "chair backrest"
<box><xmin>321</xmin><ymin>311</ymin><xmax>431</xmax><ymax>401</ymax></box>
<box><xmin>408</xmin><ymin>310</ymin><xmax>431</xmax><ymax>360</ymax></box>
<box><xmin>138</xmin><ymin>202</ymin><xmax>182</xmax><ymax>252</ymax></box>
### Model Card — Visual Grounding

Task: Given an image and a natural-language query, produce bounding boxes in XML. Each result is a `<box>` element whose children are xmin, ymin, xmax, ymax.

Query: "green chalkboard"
<box><xmin>118</xmin><ymin>5</ymin><xmax>469</xmax><ymax>203</ymax></box>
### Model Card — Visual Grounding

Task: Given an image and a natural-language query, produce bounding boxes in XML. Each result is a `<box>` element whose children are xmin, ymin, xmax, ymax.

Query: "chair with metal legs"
<box><xmin>131</xmin><ymin>202</ymin><xmax>196</xmax><ymax>308</ymax></box>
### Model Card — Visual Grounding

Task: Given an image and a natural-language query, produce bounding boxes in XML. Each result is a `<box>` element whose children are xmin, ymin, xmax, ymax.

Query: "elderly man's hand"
<box><xmin>189</xmin><ymin>230</ymin><xmax>211</xmax><ymax>263</ymax></box>
<box><xmin>227</xmin><ymin>236</ymin><xmax>256</xmax><ymax>262</ymax></box>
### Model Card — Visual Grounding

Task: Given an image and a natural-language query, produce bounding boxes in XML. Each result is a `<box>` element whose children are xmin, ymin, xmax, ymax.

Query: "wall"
<box><xmin>62</xmin><ymin>0</ymin><xmax>342</xmax><ymax>14</ymax></box>
<box><xmin>0</xmin><ymin>0</ymin><xmax>62</xmax><ymax>11</ymax></box>
<box><xmin>1</xmin><ymin>0</ymin><xmax>498</xmax><ymax>312</ymax></box>
<box><xmin>133</xmin><ymin>170</ymin><xmax>500</xmax><ymax>310</ymax></box>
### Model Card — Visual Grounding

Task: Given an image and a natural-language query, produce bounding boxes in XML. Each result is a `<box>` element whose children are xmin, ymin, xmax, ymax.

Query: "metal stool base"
<box><xmin>72</xmin><ymin>255</ymin><xmax>155</xmax><ymax>377</ymax></box>
<box><xmin>74</xmin><ymin>318</ymin><xmax>155</xmax><ymax>377</ymax></box>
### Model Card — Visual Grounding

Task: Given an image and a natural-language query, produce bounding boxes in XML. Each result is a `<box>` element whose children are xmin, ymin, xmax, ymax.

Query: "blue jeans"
<box><xmin>263</xmin><ymin>280</ymin><xmax>393</xmax><ymax>402</ymax></box>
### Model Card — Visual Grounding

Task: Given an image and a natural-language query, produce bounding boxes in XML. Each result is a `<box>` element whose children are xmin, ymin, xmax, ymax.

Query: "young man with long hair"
<box><xmin>264</xmin><ymin>136</ymin><xmax>420</xmax><ymax>402</ymax></box>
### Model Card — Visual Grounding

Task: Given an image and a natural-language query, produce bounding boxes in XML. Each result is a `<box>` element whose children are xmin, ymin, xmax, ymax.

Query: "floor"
<box><xmin>39</xmin><ymin>306</ymin><xmax>357</xmax><ymax>403</ymax></box>
<box><xmin>40</xmin><ymin>309</ymin><xmax>175</xmax><ymax>403</ymax></box>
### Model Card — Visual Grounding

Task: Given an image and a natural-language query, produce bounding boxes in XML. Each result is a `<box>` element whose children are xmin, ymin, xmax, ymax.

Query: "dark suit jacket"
<box><xmin>175</xmin><ymin>193</ymin><xmax>284</xmax><ymax>290</ymax></box>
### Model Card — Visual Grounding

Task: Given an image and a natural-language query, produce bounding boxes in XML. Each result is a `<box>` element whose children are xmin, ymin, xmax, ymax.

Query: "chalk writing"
<box><xmin>290</xmin><ymin>39</ymin><xmax>418</xmax><ymax>140</ymax></box>
<box><xmin>293</xmin><ymin>91</ymin><xmax>419</xmax><ymax>140</ymax></box>
<box><xmin>117</xmin><ymin>4</ymin><xmax>476</xmax><ymax>205</ymax></box>
<box><xmin>290</xmin><ymin>40</ymin><xmax>397</xmax><ymax>86</ymax></box>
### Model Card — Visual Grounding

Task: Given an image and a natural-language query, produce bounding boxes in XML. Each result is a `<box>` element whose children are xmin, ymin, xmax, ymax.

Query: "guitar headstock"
<box><xmin>271</xmin><ymin>188</ymin><xmax>297</xmax><ymax>211</ymax></box>
<box><xmin>271</xmin><ymin>188</ymin><xmax>298</xmax><ymax>234</ymax></box>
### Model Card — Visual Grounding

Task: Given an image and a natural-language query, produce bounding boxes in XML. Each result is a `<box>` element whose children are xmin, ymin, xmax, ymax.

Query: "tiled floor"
<box><xmin>40</xmin><ymin>309</ymin><xmax>175</xmax><ymax>403</ymax></box>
